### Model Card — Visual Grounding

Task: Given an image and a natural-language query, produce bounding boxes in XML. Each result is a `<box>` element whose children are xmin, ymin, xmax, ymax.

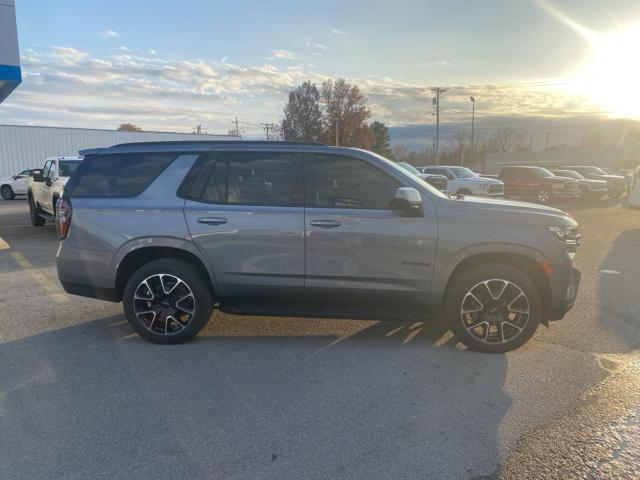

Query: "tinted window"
<box><xmin>59</xmin><ymin>161</ymin><xmax>81</xmax><ymax>177</ymax></box>
<box><xmin>42</xmin><ymin>161</ymin><xmax>52</xmax><ymax>179</ymax></box>
<box><xmin>18</xmin><ymin>170</ymin><xmax>31</xmax><ymax>177</ymax></box>
<box><xmin>306</xmin><ymin>154</ymin><xmax>400</xmax><ymax>210</ymax></box>
<box><xmin>72</xmin><ymin>154</ymin><xmax>176</xmax><ymax>197</ymax></box>
<box><xmin>199</xmin><ymin>152</ymin><xmax>303</xmax><ymax>206</ymax></box>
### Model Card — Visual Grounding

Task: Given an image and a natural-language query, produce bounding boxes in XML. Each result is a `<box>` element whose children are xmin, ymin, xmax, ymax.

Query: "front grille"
<box><xmin>563</xmin><ymin>182</ymin><xmax>580</xmax><ymax>195</ymax></box>
<box><xmin>488</xmin><ymin>184</ymin><xmax>504</xmax><ymax>194</ymax></box>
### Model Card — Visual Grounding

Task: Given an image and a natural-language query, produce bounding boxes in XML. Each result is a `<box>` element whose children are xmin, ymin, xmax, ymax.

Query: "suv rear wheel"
<box><xmin>444</xmin><ymin>262</ymin><xmax>542</xmax><ymax>353</ymax></box>
<box><xmin>123</xmin><ymin>259</ymin><xmax>214</xmax><ymax>344</ymax></box>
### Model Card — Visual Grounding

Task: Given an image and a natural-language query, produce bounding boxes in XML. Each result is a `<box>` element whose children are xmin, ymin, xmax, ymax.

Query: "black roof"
<box><xmin>80</xmin><ymin>140</ymin><xmax>327</xmax><ymax>156</ymax></box>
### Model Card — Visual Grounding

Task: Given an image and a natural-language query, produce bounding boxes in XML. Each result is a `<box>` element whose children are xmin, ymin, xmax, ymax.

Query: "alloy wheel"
<box><xmin>132</xmin><ymin>273</ymin><xmax>196</xmax><ymax>335</ymax></box>
<box><xmin>537</xmin><ymin>190</ymin><xmax>551</xmax><ymax>203</ymax></box>
<box><xmin>460</xmin><ymin>279</ymin><xmax>530</xmax><ymax>345</ymax></box>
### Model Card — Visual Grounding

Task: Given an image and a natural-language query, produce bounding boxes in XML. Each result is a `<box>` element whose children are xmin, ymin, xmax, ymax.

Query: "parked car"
<box><xmin>397</xmin><ymin>162</ymin><xmax>448</xmax><ymax>192</ymax></box>
<box><xmin>563</xmin><ymin>166</ymin><xmax>627</xmax><ymax>199</ymax></box>
<box><xmin>56</xmin><ymin>141</ymin><xmax>581</xmax><ymax>353</ymax></box>
<box><xmin>550</xmin><ymin>169</ymin><xmax>607</xmax><ymax>199</ymax></box>
<box><xmin>1</xmin><ymin>168</ymin><xmax>32</xmax><ymax>200</ymax></box>
<box><xmin>27</xmin><ymin>156</ymin><xmax>82</xmax><ymax>225</ymax></box>
<box><xmin>499</xmin><ymin>166</ymin><xmax>580</xmax><ymax>203</ymax></box>
<box><xmin>421</xmin><ymin>166</ymin><xmax>504</xmax><ymax>197</ymax></box>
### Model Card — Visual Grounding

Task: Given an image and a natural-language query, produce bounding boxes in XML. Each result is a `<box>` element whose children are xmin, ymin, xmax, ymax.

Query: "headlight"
<box><xmin>548</xmin><ymin>225</ymin><xmax>581</xmax><ymax>245</ymax></box>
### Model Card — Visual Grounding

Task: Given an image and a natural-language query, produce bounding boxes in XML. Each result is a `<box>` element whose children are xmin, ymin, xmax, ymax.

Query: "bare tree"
<box><xmin>487</xmin><ymin>128</ymin><xmax>522</xmax><ymax>152</ymax></box>
<box><xmin>392</xmin><ymin>144</ymin><xmax>410</xmax><ymax>161</ymax></box>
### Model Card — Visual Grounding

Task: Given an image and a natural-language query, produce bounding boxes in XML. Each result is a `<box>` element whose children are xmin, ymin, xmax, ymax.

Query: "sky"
<box><xmin>2</xmin><ymin>0</ymin><xmax>640</xmax><ymax>138</ymax></box>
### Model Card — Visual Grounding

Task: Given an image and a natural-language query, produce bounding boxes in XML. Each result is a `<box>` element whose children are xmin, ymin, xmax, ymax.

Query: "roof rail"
<box><xmin>109</xmin><ymin>140</ymin><xmax>326</xmax><ymax>148</ymax></box>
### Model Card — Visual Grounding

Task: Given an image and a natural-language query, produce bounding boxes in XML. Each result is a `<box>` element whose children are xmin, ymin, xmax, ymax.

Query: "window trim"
<box><xmin>185</xmin><ymin>150</ymin><xmax>306</xmax><ymax>208</ymax></box>
<box><xmin>304</xmin><ymin>152</ymin><xmax>401</xmax><ymax>211</ymax></box>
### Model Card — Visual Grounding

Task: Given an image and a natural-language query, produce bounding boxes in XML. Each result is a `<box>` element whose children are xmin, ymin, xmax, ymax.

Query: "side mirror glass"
<box><xmin>392</xmin><ymin>187</ymin><xmax>423</xmax><ymax>216</ymax></box>
<box><xmin>32</xmin><ymin>169</ymin><xmax>44</xmax><ymax>182</ymax></box>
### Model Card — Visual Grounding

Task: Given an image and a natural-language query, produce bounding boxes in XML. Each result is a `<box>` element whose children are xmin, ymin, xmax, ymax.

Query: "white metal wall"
<box><xmin>0</xmin><ymin>124</ymin><xmax>234</xmax><ymax>178</ymax></box>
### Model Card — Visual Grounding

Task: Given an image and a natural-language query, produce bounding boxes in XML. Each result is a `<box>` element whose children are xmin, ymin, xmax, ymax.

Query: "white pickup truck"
<box><xmin>421</xmin><ymin>165</ymin><xmax>505</xmax><ymax>197</ymax></box>
<box><xmin>28</xmin><ymin>156</ymin><xmax>82</xmax><ymax>226</ymax></box>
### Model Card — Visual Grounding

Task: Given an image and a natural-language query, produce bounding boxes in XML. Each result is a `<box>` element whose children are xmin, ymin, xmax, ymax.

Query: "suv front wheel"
<box><xmin>123</xmin><ymin>259</ymin><xmax>214</xmax><ymax>344</ymax></box>
<box><xmin>444</xmin><ymin>262</ymin><xmax>542</xmax><ymax>353</ymax></box>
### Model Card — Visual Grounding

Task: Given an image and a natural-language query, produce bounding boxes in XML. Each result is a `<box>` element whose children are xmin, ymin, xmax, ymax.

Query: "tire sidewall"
<box><xmin>1</xmin><ymin>185</ymin><xmax>14</xmax><ymax>200</ymax></box>
<box><xmin>122</xmin><ymin>259</ymin><xmax>213</xmax><ymax>344</ymax></box>
<box><xmin>445</xmin><ymin>262</ymin><xmax>542</xmax><ymax>353</ymax></box>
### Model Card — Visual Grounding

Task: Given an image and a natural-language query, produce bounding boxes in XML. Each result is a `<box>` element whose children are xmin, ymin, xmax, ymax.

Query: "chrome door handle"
<box><xmin>310</xmin><ymin>220</ymin><xmax>341</xmax><ymax>228</ymax></box>
<box><xmin>197</xmin><ymin>217</ymin><xmax>228</xmax><ymax>225</ymax></box>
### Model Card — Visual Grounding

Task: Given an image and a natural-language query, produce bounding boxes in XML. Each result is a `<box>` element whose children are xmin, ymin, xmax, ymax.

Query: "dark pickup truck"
<box><xmin>499</xmin><ymin>166</ymin><xmax>580</xmax><ymax>203</ymax></box>
<box><xmin>564</xmin><ymin>166</ymin><xmax>627</xmax><ymax>199</ymax></box>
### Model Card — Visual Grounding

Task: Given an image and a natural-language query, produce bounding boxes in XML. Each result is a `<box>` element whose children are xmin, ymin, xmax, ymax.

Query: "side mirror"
<box><xmin>32</xmin><ymin>169</ymin><xmax>44</xmax><ymax>182</ymax></box>
<box><xmin>392</xmin><ymin>187</ymin><xmax>423</xmax><ymax>216</ymax></box>
<box><xmin>12</xmin><ymin>175</ymin><xmax>19</xmax><ymax>180</ymax></box>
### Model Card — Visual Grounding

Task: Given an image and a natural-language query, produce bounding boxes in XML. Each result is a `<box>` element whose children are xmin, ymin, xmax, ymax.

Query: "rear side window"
<box><xmin>196</xmin><ymin>152</ymin><xmax>304</xmax><ymax>206</ymax></box>
<box><xmin>72</xmin><ymin>154</ymin><xmax>176</xmax><ymax>197</ymax></box>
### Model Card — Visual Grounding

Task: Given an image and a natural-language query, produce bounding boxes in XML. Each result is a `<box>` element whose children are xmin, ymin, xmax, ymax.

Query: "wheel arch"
<box><xmin>442</xmin><ymin>250</ymin><xmax>552</xmax><ymax>325</ymax></box>
<box><xmin>115</xmin><ymin>243</ymin><xmax>216</xmax><ymax>301</ymax></box>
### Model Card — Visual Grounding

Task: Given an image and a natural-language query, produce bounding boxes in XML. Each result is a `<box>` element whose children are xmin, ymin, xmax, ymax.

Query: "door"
<box><xmin>304</xmin><ymin>152</ymin><xmax>437</xmax><ymax>312</ymax></box>
<box><xmin>35</xmin><ymin>161</ymin><xmax>53</xmax><ymax>211</ymax></box>
<box><xmin>183</xmin><ymin>150</ymin><xmax>305</xmax><ymax>304</ymax></box>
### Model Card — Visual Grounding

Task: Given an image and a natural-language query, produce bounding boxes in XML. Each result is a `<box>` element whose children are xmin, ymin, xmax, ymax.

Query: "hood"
<box><xmin>539</xmin><ymin>176</ymin><xmax>577</xmax><ymax>184</ymax></box>
<box><xmin>580</xmin><ymin>178</ymin><xmax>607</xmax><ymax>185</ymax></box>
<box><xmin>593</xmin><ymin>174</ymin><xmax>625</xmax><ymax>181</ymax></box>
<box><xmin>0</xmin><ymin>175</ymin><xmax>14</xmax><ymax>183</ymax></box>
<box><xmin>447</xmin><ymin>195</ymin><xmax>575</xmax><ymax>226</ymax></box>
<box><xmin>461</xmin><ymin>176</ymin><xmax>503</xmax><ymax>185</ymax></box>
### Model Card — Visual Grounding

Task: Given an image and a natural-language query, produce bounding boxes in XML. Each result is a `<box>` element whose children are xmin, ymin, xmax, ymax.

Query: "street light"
<box><xmin>469</xmin><ymin>96</ymin><xmax>476</xmax><ymax>167</ymax></box>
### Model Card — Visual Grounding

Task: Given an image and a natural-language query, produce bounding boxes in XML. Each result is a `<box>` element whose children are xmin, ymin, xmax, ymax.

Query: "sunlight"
<box><xmin>575</xmin><ymin>23</ymin><xmax>640</xmax><ymax>119</ymax></box>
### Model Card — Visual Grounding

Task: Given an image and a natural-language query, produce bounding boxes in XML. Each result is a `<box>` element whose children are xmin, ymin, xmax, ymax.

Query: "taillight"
<box><xmin>56</xmin><ymin>197</ymin><xmax>72</xmax><ymax>240</ymax></box>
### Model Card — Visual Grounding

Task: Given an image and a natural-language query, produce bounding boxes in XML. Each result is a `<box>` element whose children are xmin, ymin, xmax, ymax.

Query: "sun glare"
<box><xmin>575</xmin><ymin>24</ymin><xmax>640</xmax><ymax>119</ymax></box>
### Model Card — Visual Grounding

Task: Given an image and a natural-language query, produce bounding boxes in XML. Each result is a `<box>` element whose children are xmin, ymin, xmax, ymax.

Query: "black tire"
<box><xmin>122</xmin><ymin>259</ymin><xmax>214</xmax><ymax>344</ymax></box>
<box><xmin>1</xmin><ymin>185</ymin><xmax>15</xmax><ymax>200</ymax></box>
<box><xmin>608</xmin><ymin>190</ymin><xmax>623</xmax><ymax>200</ymax></box>
<box><xmin>444</xmin><ymin>262</ymin><xmax>542</xmax><ymax>353</ymax></box>
<box><xmin>29</xmin><ymin>196</ymin><xmax>45</xmax><ymax>226</ymax></box>
<box><xmin>457</xmin><ymin>189</ymin><xmax>472</xmax><ymax>196</ymax></box>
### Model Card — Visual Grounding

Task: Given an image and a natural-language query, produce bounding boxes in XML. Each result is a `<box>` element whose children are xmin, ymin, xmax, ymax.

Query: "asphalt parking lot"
<box><xmin>0</xmin><ymin>197</ymin><xmax>639</xmax><ymax>479</ymax></box>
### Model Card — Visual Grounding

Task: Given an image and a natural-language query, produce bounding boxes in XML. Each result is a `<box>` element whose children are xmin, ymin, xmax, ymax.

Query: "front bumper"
<box><xmin>548</xmin><ymin>266</ymin><xmax>581</xmax><ymax>320</ymax></box>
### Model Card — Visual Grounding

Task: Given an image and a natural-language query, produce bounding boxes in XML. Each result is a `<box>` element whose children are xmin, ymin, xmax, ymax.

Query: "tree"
<box><xmin>370</xmin><ymin>121</ymin><xmax>392</xmax><ymax>157</ymax></box>
<box><xmin>392</xmin><ymin>144</ymin><xmax>410</xmax><ymax>161</ymax></box>
<box><xmin>487</xmin><ymin>128</ymin><xmax>522</xmax><ymax>152</ymax></box>
<box><xmin>117</xmin><ymin>123</ymin><xmax>142</xmax><ymax>132</ymax></box>
<box><xmin>281</xmin><ymin>81</ymin><xmax>323</xmax><ymax>142</ymax></box>
<box><xmin>320</xmin><ymin>78</ymin><xmax>372</xmax><ymax>148</ymax></box>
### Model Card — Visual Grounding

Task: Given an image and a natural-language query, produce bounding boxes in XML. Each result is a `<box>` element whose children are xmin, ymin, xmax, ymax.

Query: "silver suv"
<box><xmin>56</xmin><ymin>141</ymin><xmax>581</xmax><ymax>352</ymax></box>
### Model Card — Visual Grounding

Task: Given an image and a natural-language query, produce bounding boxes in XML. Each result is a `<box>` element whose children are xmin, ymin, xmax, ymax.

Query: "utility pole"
<box><xmin>232</xmin><ymin>117</ymin><xmax>240</xmax><ymax>137</ymax></box>
<box><xmin>431</xmin><ymin>87</ymin><xmax>447</xmax><ymax>164</ymax></box>
<box><xmin>335</xmin><ymin>119</ymin><xmax>339</xmax><ymax>146</ymax></box>
<box><xmin>529</xmin><ymin>132</ymin><xmax>533</xmax><ymax>151</ymax></box>
<box><xmin>261</xmin><ymin>123</ymin><xmax>275</xmax><ymax>141</ymax></box>
<box><xmin>545</xmin><ymin>131</ymin><xmax>550</xmax><ymax>150</ymax></box>
<box><xmin>469</xmin><ymin>96</ymin><xmax>475</xmax><ymax>167</ymax></box>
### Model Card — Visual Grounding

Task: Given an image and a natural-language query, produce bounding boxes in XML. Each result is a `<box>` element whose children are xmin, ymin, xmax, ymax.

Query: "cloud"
<box><xmin>330</xmin><ymin>28</ymin><xmax>343</xmax><ymax>35</ymax></box>
<box><xmin>0</xmin><ymin>46</ymin><xmax>611</xmax><ymax>137</ymax></box>
<box><xmin>148</xmin><ymin>49</ymin><xmax>157</xmax><ymax>56</ymax></box>
<box><xmin>269</xmin><ymin>49</ymin><xmax>297</xmax><ymax>60</ymax></box>
<box><xmin>99</xmin><ymin>30</ymin><xmax>120</xmax><ymax>38</ymax></box>
<box><xmin>304</xmin><ymin>39</ymin><xmax>327</xmax><ymax>50</ymax></box>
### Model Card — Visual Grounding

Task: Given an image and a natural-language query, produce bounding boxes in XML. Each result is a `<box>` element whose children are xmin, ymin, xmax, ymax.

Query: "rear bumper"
<box><xmin>56</xmin><ymin>242</ymin><xmax>119</xmax><ymax>302</ymax></box>
<box><xmin>548</xmin><ymin>266</ymin><xmax>581</xmax><ymax>320</ymax></box>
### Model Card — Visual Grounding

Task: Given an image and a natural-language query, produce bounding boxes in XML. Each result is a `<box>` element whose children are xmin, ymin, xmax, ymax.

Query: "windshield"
<box><xmin>397</xmin><ymin>162</ymin><xmax>422</xmax><ymax>175</ymax></box>
<box><xmin>60</xmin><ymin>161</ymin><xmax>81</xmax><ymax>177</ymax></box>
<box><xmin>449</xmin><ymin>167</ymin><xmax>476</xmax><ymax>178</ymax></box>
<box><xmin>534</xmin><ymin>167</ymin><xmax>555</xmax><ymax>178</ymax></box>
<box><xmin>553</xmin><ymin>170</ymin><xmax>584</xmax><ymax>180</ymax></box>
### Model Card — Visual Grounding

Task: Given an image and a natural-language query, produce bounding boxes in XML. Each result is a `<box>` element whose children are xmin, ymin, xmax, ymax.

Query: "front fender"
<box><xmin>429</xmin><ymin>242</ymin><xmax>548</xmax><ymax>303</ymax></box>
